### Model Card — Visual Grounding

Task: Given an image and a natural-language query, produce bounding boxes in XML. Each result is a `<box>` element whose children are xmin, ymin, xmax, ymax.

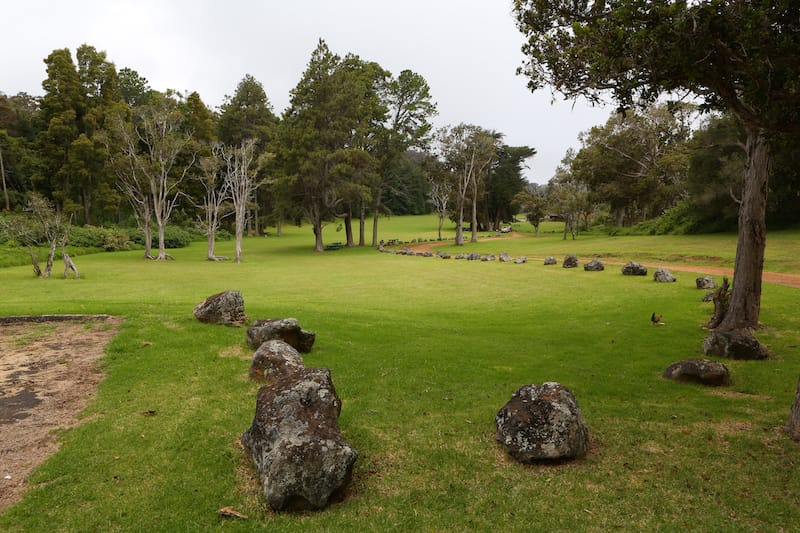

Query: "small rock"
<box><xmin>583</xmin><ymin>258</ymin><xmax>604</xmax><ymax>271</ymax></box>
<box><xmin>696</xmin><ymin>276</ymin><xmax>716</xmax><ymax>290</ymax></box>
<box><xmin>247</xmin><ymin>318</ymin><xmax>316</xmax><ymax>353</ymax></box>
<box><xmin>653</xmin><ymin>268</ymin><xmax>677</xmax><ymax>282</ymax></box>
<box><xmin>562</xmin><ymin>255</ymin><xmax>578</xmax><ymax>268</ymax></box>
<box><xmin>663</xmin><ymin>358</ymin><xmax>730</xmax><ymax>386</ymax></box>
<box><xmin>543</xmin><ymin>256</ymin><xmax>557</xmax><ymax>265</ymax></box>
<box><xmin>249</xmin><ymin>340</ymin><xmax>305</xmax><ymax>382</ymax></box>
<box><xmin>621</xmin><ymin>261</ymin><xmax>648</xmax><ymax>276</ymax></box>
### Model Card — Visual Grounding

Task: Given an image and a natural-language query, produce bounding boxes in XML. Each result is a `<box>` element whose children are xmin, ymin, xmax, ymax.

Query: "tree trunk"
<box><xmin>0</xmin><ymin>144</ymin><xmax>9</xmax><ymax>211</ymax></box>
<box><xmin>155</xmin><ymin>222</ymin><xmax>167</xmax><ymax>260</ymax></box>
<box><xmin>718</xmin><ymin>127</ymin><xmax>769</xmax><ymax>332</ymax></box>
<box><xmin>358</xmin><ymin>202</ymin><xmax>366</xmax><ymax>247</ymax></box>
<box><xmin>437</xmin><ymin>214</ymin><xmax>444</xmax><ymax>240</ymax></box>
<box><xmin>343</xmin><ymin>209</ymin><xmax>354</xmax><ymax>247</ymax></box>
<box><xmin>27</xmin><ymin>246</ymin><xmax>42</xmax><ymax>277</ymax></box>
<box><xmin>470</xmin><ymin>180</ymin><xmax>479</xmax><ymax>243</ymax></box>
<box><xmin>371</xmin><ymin>188</ymin><xmax>382</xmax><ymax>247</ymax></box>
<box><xmin>313</xmin><ymin>220</ymin><xmax>324</xmax><ymax>252</ymax></box>
<box><xmin>43</xmin><ymin>240</ymin><xmax>57</xmax><ymax>278</ymax></box>
<box><xmin>455</xmin><ymin>198</ymin><xmax>465</xmax><ymax>246</ymax></box>
<box><xmin>143</xmin><ymin>217</ymin><xmax>153</xmax><ymax>259</ymax></box>
<box><xmin>207</xmin><ymin>232</ymin><xmax>217</xmax><ymax>261</ymax></box>
<box><xmin>788</xmin><ymin>374</ymin><xmax>800</xmax><ymax>441</ymax></box>
<box><xmin>235</xmin><ymin>217</ymin><xmax>244</xmax><ymax>263</ymax></box>
<box><xmin>62</xmin><ymin>249</ymin><xmax>79</xmax><ymax>279</ymax></box>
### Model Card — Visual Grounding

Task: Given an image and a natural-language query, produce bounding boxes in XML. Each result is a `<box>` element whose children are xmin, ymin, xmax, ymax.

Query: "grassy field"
<box><xmin>1</xmin><ymin>216</ymin><xmax>798</xmax><ymax>532</ymax></box>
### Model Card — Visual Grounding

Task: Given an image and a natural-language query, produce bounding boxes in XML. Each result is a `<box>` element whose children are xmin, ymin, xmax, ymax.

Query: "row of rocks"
<box><xmin>385</xmin><ymin>247</ymin><xmax>529</xmax><ymax>263</ymax></box>
<box><xmin>242</xmin><ymin>320</ymin><xmax>357</xmax><ymax>511</ymax></box>
<box><xmin>193</xmin><ymin>291</ymin><xmax>356</xmax><ymax>512</ymax></box>
<box><xmin>381</xmin><ymin>250</ymin><xmax>711</xmax><ymax>285</ymax></box>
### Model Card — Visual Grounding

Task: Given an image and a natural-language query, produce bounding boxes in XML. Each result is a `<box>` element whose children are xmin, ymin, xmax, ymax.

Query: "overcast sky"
<box><xmin>1</xmin><ymin>0</ymin><xmax>613</xmax><ymax>183</ymax></box>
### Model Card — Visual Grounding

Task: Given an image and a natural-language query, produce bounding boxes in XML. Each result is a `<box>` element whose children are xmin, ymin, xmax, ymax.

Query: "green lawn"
<box><xmin>1</xmin><ymin>216</ymin><xmax>798</xmax><ymax>532</ymax></box>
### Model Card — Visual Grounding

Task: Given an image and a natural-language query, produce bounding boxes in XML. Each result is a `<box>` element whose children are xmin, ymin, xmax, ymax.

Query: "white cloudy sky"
<box><xmin>1</xmin><ymin>0</ymin><xmax>613</xmax><ymax>183</ymax></box>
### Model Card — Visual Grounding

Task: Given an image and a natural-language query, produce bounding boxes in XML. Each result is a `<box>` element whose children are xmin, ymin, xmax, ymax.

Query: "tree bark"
<box><xmin>43</xmin><ymin>241</ymin><xmax>57</xmax><ymax>278</ymax></box>
<box><xmin>718</xmin><ymin>127</ymin><xmax>769</xmax><ymax>332</ymax></box>
<box><xmin>358</xmin><ymin>201</ymin><xmax>366</xmax><ymax>247</ymax></box>
<box><xmin>0</xmin><ymin>144</ymin><xmax>9</xmax><ymax>211</ymax></box>
<box><xmin>62</xmin><ymin>249</ymin><xmax>79</xmax><ymax>279</ymax></box>
<box><xmin>371</xmin><ymin>188</ymin><xmax>382</xmax><ymax>247</ymax></box>
<box><xmin>313</xmin><ymin>220</ymin><xmax>324</xmax><ymax>252</ymax></box>
<box><xmin>343</xmin><ymin>209</ymin><xmax>354</xmax><ymax>247</ymax></box>
<box><xmin>235</xmin><ymin>216</ymin><xmax>244</xmax><ymax>263</ymax></box>
<box><xmin>27</xmin><ymin>246</ymin><xmax>42</xmax><ymax>277</ymax></box>
<box><xmin>470</xmin><ymin>179</ymin><xmax>479</xmax><ymax>243</ymax></box>
<box><xmin>455</xmin><ymin>196</ymin><xmax>465</xmax><ymax>246</ymax></box>
<box><xmin>788</xmin><ymin>374</ymin><xmax>800</xmax><ymax>442</ymax></box>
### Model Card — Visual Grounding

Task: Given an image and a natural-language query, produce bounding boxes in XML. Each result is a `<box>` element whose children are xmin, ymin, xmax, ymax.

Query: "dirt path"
<box><xmin>400</xmin><ymin>233</ymin><xmax>800</xmax><ymax>289</ymax></box>
<box><xmin>0</xmin><ymin>316</ymin><xmax>121</xmax><ymax>512</ymax></box>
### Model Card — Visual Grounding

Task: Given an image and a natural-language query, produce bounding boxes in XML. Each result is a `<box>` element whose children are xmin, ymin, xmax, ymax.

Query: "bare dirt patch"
<box><xmin>0</xmin><ymin>316</ymin><xmax>121</xmax><ymax>512</ymax></box>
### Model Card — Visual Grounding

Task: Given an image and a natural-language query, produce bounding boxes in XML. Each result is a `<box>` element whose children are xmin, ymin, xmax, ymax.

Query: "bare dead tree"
<box><xmin>113</xmin><ymin>99</ymin><xmax>196</xmax><ymax>260</ymax></box>
<box><xmin>221</xmin><ymin>139</ymin><xmax>261</xmax><ymax>263</ymax></box>
<box><xmin>196</xmin><ymin>144</ymin><xmax>232</xmax><ymax>261</ymax></box>
<box><xmin>427</xmin><ymin>173</ymin><xmax>452</xmax><ymax>241</ymax></box>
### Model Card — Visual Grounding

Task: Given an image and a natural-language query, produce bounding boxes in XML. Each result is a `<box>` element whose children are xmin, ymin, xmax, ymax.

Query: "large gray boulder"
<box><xmin>663</xmin><ymin>358</ymin><xmax>730</xmax><ymax>386</ymax></box>
<box><xmin>247</xmin><ymin>318</ymin><xmax>316</xmax><ymax>353</ymax></box>
<box><xmin>249</xmin><ymin>340</ymin><xmax>305</xmax><ymax>383</ymax></box>
<box><xmin>562</xmin><ymin>255</ymin><xmax>578</xmax><ymax>268</ymax></box>
<box><xmin>193</xmin><ymin>290</ymin><xmax>246</xmax><ymax>326</ymax></box>
<box><xmin>653</xmin><ymin>268</ymin><xmax>677</xmax><ymax>282</ymax></box>
<box><xmin>495</xmin><ymin>382</ymin><xmax>589</xmax><ymax>462</ymax></box>
<box><xmin>621</xmin><ymin>261</ymin><xmax>648</xmax><ymax>276</ymax></box>
<box><xmin>241</xmin><ymin>367</ymin><xmax>358</xmax><ymax>511</ymax></box>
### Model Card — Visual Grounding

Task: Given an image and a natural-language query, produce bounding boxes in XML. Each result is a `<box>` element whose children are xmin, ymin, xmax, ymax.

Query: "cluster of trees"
<box><xmin>526</xmin><ymin>104</ymin><xmax>800</xmax><ymax>237</ymax></box>
<box><xmin>1</xmin><ymin>41</ymin><xmax>536</xmax><ymax>257</ymax></box>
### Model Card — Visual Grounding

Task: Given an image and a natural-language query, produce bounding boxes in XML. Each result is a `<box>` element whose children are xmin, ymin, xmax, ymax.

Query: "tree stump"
<box><xmin>706</xmin><ymin>277</ymin><xmax>730</xmax><ymax>329</ymax></box>
<box><xmin>62</xmin><ymin>251</ymin><xmax>79</xmax><ymax>279</ymax></box>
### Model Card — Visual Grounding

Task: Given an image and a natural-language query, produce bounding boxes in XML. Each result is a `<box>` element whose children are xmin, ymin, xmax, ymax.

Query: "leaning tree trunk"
<box><xmin>703</xmin><ymin>128</ymin><xmax>770</xmax><ymax>360</ymax></box>
<box><xmin>27</xmin><ymin>246</ymin><xmax>42</xmax><ymax>277</ymax></box>
<box><xmin>718</xmin><ymin>127</ymin><xmax>769</xmax><ymax>332</ymax></box>
<box><xmin>788</xmin><ymin>374</ymin><xmax>800</xmax><ymax>441</ymax></box>
<box><xmin>62</xmin><ymin>248</ymin><xmax>79</xmax><ymax>279</ymax></box>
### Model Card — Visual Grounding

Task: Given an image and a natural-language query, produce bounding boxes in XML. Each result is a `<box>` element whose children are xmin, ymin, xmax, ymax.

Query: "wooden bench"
<box><xmin>324</xmin><ymin>242</ymin><xmax>343</xmax><ymax>251</ymax></box>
